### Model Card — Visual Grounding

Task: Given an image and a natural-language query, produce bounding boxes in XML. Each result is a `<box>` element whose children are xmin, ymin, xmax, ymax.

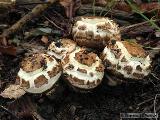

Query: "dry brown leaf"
<box><xmin>0</xmin><ymin>45</ymin><xmax>17</xmax><ymax>56</ymax></box>
<box><xmin>114</xmin><ymin>1</ymin><xmax>132</xmax><ymax>13</ymax></box>
<box><xmin>140</xmin><ymin>2</ymin><xmax>160</xmax><ymax>13</ymax></box>
<box><xmin>41</xmin><ymin>35</ymin><xmax>48</xmax><ymax>44</ymax></box>
<box><xmin>59</xmin><ymin>0</ymin><xmax>81</xmax><ymax>18</ymax></box>
<box><xmin>0</xmin><ymin>84</ymin><xmax>26</xmax><ymax>99</ymax></box>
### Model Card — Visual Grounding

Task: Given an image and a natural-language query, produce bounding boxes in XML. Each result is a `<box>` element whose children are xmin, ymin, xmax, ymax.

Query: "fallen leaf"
<box><xmin>0</xmin><ymin>84</ymin><xmax>26</xmax><ymax>99</ymax></box>
<box><xmin>0</xmin><ymin>45</ymin><xmax>17</xmax><ymax>56</ymax></box>
<box><xmin>41</xmin><ymin>35</ymin><xmax>48</xmax><ymax>44</ymax></box>
<box><xmin>59</xmin><ymin>0</ymin><xmax>81</xmax><ymax>18</ymax></box>
<box><xmin>140</xmin><ymin>2</ymin><xmax>160</xmax><ymax>13</ymax></box>
<box><xmin>114</xmin><ymin>1</ymin><xmax>132</xmax><ymax>13</ymax></box>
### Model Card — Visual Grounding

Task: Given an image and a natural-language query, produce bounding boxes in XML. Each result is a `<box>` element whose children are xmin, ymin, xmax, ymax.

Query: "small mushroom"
<box><xmin>47</xmin><ymin>39</ymin><xmax>77</xmax><ymax>60</ymax></box>
<box><xmin>62</xmin><ymin>47</ymin><xmax>104</xmax><ymax>91</ymax></box>
<box><xmin>101</xmin><ymin>40</ymin><xmax>152</xmax><ymax>85</ymax></box>
<box><xmin>72</xmin><ymin>16</ymin><xmax>121</xmax><ymax>49</ymax></box>
<box><xmin>17</xmin><ymin>53</ymin><xmax>62</xmax><ymax>93</ymax></box>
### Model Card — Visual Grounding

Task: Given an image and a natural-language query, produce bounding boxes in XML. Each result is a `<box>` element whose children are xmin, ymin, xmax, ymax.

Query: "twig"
<box><xmin>137</xmin><ymin>98</ymin><xmax>154</xmax><ymax>106</ymax></box>
<box><xmin>120</xmin><ymin>20</ymin><xmax>158</xmax><ymax>33</ymax></box>
<box><xmin>154</xmin><ymin>94</ymin><xmax>160</xmax><ymax>120</ymax></box>
<box><xmin>43</xmin><ymin>15</ymin><xmax>64</xmax><ymax>31</ymax></box>
<box><xmin>151</xmin><ymin>73</ymin><xmax>160</xmax><ymax>81</ymax></box>
<box><xmin>0</xmin><ymin>0</ymin><xmax>57</xmax><ymax>45</ymax></box>
<box><xmin>32</xmin><ymin>111</ymin><xmax>45</xmax><ymax>120</ymax></box>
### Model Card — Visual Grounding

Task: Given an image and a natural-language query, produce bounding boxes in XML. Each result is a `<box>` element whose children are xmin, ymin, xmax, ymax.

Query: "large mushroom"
<box><xmin>47</xmin><ymin>38</ymin><xmax>77</xmax><ymax>60</ymax></box>
<box><xmin>101</xmin><ymin>40</ymin><xmax>152</xmax><ymax>86</ymax></box>
<box><xmin>72</xmin><ymin>16</ymin><xmax>121</xmax><ymax>49</ymax></box>
<box><xmin>16</xmin><ymin>53</ymin><xmax>62</xmax><ymax>93</ymax></box>
<box><xmin>62</xmin><ymin>47</ymin><xmax>104</xmax><ymax>91</ymax></box>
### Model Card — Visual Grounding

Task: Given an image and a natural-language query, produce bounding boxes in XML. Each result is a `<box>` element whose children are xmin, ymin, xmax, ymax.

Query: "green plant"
<box><xmin>126</xmin><ymin>0</ymin><xmax>160</xmax><ymax>31</ymax></box>
<box><xmin>92</xmin><ymin>0</ymin><xmax>96</xmax><ymax>16</ymax></box>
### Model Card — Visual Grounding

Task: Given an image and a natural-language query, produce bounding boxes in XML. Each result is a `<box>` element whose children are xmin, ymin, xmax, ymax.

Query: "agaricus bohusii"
<box><xmin>101</xmin><ymin>40</ymin><xmax>151</xmax><ymax>85</ymax></box>
<box><xmin>47</xmin><ymin>39</ymin><xmax>77</xmax><ymax>60</ymax></box>
<box><xmin>16</xmin><ymin>53</ymin><xmax>62</xmax><ymax>93</ymax></box>
<box><xmin>62</xmin><ymin>47</ymin><xmax>104</xmax><ymax>90</ymax></box>
<box><xmin>72</xmin><ymin>16</ymin><xmax>121</xmax><ymax>49</ymax></box>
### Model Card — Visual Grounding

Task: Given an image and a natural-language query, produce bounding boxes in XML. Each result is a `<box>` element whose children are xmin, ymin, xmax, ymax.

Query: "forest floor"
<box><xmin>0</xmin><ymin>0</ymin><xmax>160</xmax><ymax>120</ymax></box>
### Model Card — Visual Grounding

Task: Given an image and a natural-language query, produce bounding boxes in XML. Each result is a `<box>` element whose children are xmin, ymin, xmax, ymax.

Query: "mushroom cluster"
<box><xmin>15</xmin><ymin>16</ymin><xmax>152</xmax><ymax>94</ymax></box>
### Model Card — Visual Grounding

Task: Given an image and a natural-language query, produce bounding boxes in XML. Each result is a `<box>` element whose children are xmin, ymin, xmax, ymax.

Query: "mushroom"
<box><xmin>72</xmin><ymin>16</ymin><xmax>121</xmax><ymax>49</ymax></box>
<box><xmin>62</xmin><ymin>47</ymin><xmax>104</xmax><ymax>91</ymax></box>
<box><xmin>47</xmin><ymin>39</ymin><xmax>77</xmax><ymax>60</ymax></box>
<box><xmin>101</xmin><ymin>40</ymin><xmax>152</xmax><ymax>85</ymax></box>
<box><xmin>16</xmin><ymin>53</ymin><xmax>62</xmax><ymax>93</ymax></box>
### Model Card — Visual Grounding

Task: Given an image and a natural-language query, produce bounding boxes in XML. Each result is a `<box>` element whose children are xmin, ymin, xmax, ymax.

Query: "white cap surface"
<box><xmin>62</xmin><ymin>47</ymin><xmax>104</xmax><ymax>89</ymax></box>
<box><xmin>101</xmin><ymin>41</ymin><xmax>151</xmax><ymax>80</ymax></box>
<box><xmin>17</xmin><ymin>53</ymin><xmax>62</xmax><ymax>93</ymax></box>
<box><xmin>72</xmin><ymin>16</ymin><xmax>121</xmax><ymax>48</ymax></box>
<box><xmin>47</xmin><ymin>39</ymin><xmax>77</xmax><ymax>60</ymax></box>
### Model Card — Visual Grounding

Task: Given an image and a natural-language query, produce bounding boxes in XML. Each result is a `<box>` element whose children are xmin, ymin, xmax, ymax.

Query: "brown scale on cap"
<box><xmin>97</xmin><ymin>23</ymin><xmax>112</xmax><ymax>31</ymax></box>
<box><xmin>133</xmin><ymin>72</ymin><xmax>144</xmax><ymax>78</ymax></box>
<box><xmin>34</xmin><ymin>75</ymin><xmax>48</xmax><ymax>88</ymax></box>
<box><xmin>21</xmin><ymin>79</ymin><xmax>30</xmax><ymax>88</ymax></box>
<box><xmin>95</xmin><ymin>35</ymin><xmax>101</xmax><ymax>40</ymax></box>
<box><xmin>47</xmin><ymin>65</ymin><xmax>62</xmax><ymax>78</ymax></box>
<box><xmin>77</xmin><ymin>68</ymin><xmax>87</xmax><ymax>74</ymax></box>
<box><xmin>122</xmin><ymin>41</ymin><xmax>148</xmax><ymax>58</ymax></box>
<box><xmin>96</xmin><ymin>64</ymin><xmax>105</xmax><ymax>72</ymax></box>
<box><xmin>136</xmin><ymin>65</ymin><xmax>142</xmax><ymax>72</ymax></box>
<box><xmin>21</xmin><ymin>54</ymin><xmax>47</xmax><ymax>72</ymax></box>
<box><xmin>111</xmin><ymin>49</ymin><xmax>122</xmax><ymax>59</ymax></box>
<box><xmin>67</xmin><ymin>75</ymin><xmax>84</xmax><ymax>85</ymax></box>
<box><xmin>16</xmin><ymin>76</ymin><xmax>30</xmax><ymax>88</ymax></box>
<box><xmin>65</xmin><ymin>64</ymin><xmax>74</xmax><ymax>70</ymax></box>
<box><xmin>75</xmin><ymin>50</ymin><xmax>97</xmax><ymax>67</ymax></box>
<box><xmin>108</xmin><ymin>41</ymin><xmax>122</xmax><ymax>59</ymax></box>
<box><xmin>117</xmin><ymin>65</ymin><xmax>121</xmax><ymax>70</ymax></box>
<box><xmin>66</xmin><ymin>75</ymin><xmax>101</xmax><ymax>88</ymax></box>
<box><xmin>123</xmin><ymin>66</ymin><xmax>133</xmax><ymax>74</ymax></box>
<box><xmin>78</xmin><ymin>25</ymin><xmax>86</xmax><ymax>30</ymax></box>
<box><xmin>107</xmin><ymin>40</ymin><xmax>118</xmax><ymax>49</ymax></box>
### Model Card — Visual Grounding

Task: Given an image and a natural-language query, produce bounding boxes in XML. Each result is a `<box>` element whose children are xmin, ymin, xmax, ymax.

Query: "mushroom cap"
<box><xmin>62</xmin><ymin>47</ymin><xmax>104</xmax><ymax>89</ymax></box>
<box><xmin>17</xmin><ymin>53</ymin><xmax>62</xmax><ymax>93</ymax></box>
<box><xmin>47</xmin><ymin>39</ymin><xmax>77</xmax><ymax>60</ymax></box>
<box><xmin>101</xmin><ymin>40</ymin><xmax>151</xmax><ymax>80</ymax></box>
<box><xmin>72</xmin><ymin>16</ymin><xmax>121</xmax><ymax>49</ymax></box>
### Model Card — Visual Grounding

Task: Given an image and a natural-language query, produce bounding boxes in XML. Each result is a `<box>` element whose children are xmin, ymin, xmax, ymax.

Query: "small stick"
<box><xmin>0</xmin><ymin>0</ymin><xmax>57</xmax><ymax>45</ymax></box>
<box><xmin>120</xmin><ymin>20</ymin><xmax>158</xmax><ymax>33</ymax></box>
